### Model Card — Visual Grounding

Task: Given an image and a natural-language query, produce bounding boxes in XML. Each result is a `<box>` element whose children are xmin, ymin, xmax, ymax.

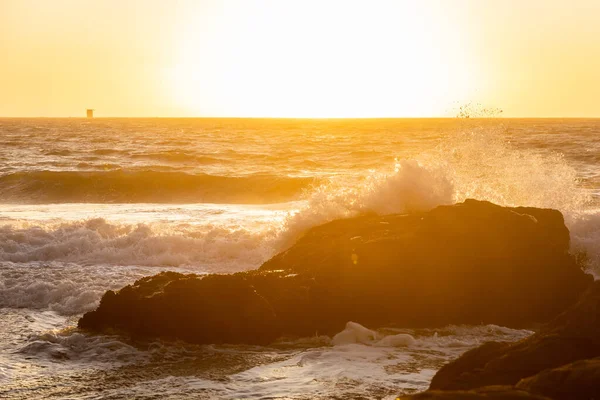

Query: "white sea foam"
<box><xmin>2</xmin><ymin>118</ymin><xmax>600</xmax><ymax>400</ymax></box>
<box><xmin>426</xmin><ymin>126</ymin><xmax>600</xmax><ymax>276</ymax></box>
<box><xmin>332</xmin><ymin>321</ymin><xmax>380</xmax><ymax>345</ymax></box>
<box><xmin>0</xmin><ymin>160</ymin><xmax>457</xmax><ymax>270</ymax></box>
<box><xmin>277</xmin><ymin>160</ymin><xmax>454</xmax><ymax>248</ymax></box>
<box><xmin>2</xmin><ymin>144</ymin><xmax>599</xmax><ymax>278</ymax></box>
<box><xmin>423</xmin><ymin>126</ymin><xmax>600</xmax><ymax>276</ymax></box>
<box><xmin>0</xmin><ymin>262</ymin><xmax>193</xmax><ymax>315</ymax></box>
<box><xmin>0</xmin><ymin>219</ymin><xmax>277</xmax><ymax>270</ymax></box>
<box><xmin>19</xmin><ymin>331</ymin><xmax>147</xmax><ymax>364</ymax></box>
<box><xmin>566</xmin><ymin>210</ymin><xmax>600</xmax><ymax>277</ymax></box>
<box><xmin>279</xmin><ymin>125</ymin><xmax>600</xmax><ymax>275</ymax></box>
<box><xmin>177</xmin><ymin>322</ymin><xmax>529</xmax><ymax>399</ymax></box>
<box><xmin>0</xmin><ymin>304</ymin><xmax>536</xmax><ymax>399</ymax></box>
<box><xmin>331</xmin><ymin>321</ymin><xmax>416</xmax><ymax>347</ymax></box>
<box><xmin>0</xmin><ymin>121</ymin><xmax>599</xmax><ymax>316</ymax></box>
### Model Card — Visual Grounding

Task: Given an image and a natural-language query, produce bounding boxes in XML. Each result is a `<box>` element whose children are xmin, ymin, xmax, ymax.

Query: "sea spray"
<box><xmin>2</xmin><ymin>122</ymin><xmax>599</xmax><ymax>275</ymax></box>
<box><xmin>279</xmin><ymin>123</ymin><xmax>600</xmax><ymax>274</ymax></box>
<box><xmin>276</xmin><ymin>160</ymin><xmax>453</xmax><ymax>249</ymax></box>
<box><xmin>2</xmin><ymin>118</ymin><xmax>599</xmax><ymax>399</ymax></box>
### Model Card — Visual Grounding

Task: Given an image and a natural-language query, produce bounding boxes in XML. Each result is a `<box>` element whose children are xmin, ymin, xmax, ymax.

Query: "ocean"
<box><xmin>1</xmin><ymin>118</ymin><xmax>599</xmax><ymax>399</ymax></box>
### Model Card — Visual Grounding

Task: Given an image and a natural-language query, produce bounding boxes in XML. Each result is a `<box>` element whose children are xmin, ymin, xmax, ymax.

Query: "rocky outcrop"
<box><xmin>403</xmin><ymin>281</ymin><xmax>600</xmax><ymax>400</ymax></box>
<box><xmin>429</xmin><ymin>281</ymin><xmax>600</xmax><ymax>391</ymax></box>
<box><xmin>399</xmin><ymin>387</ymin><xmax>551</xmax><ymax>399</ymax></box>
<box><xmin>79</xmin><ymin>272</ymin><xmax>280</xmax><ymax>344</ymax></box>
<box><xmin>517</xmin><ymin>357</ymin><xmax>600</xmax><ymax>399</ymax></box>
<box><xmin>78</xmin><ymin>200</ymin><xmax>592</xmax><ymax>345</ymax></box>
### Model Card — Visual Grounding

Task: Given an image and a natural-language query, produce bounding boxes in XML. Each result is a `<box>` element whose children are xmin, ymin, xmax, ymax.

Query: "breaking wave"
<box><xmin>278</xmin><ymin>124</ymin><xmax>600</xmax><ymax>274</ymax></box>
<box><xmin>0</xmin><ymin>219</ymin><xmax>276</xmax><ymax>270</ymax></box>
<box><xmin>0</xmin><ymin>263</ymin><xmax>159</xmax><ymax>314</ymax></box>
<box><xmin>0</xmin><ymin>170</ymin><xmax>316</xmax><ymax>204</ymax></box>
<box><xmin>1</xmin><ymin>141</ymin><xmax>599</xmax><ymax>277</ymax></box>
<box><xmin>1</xmin><ymin>122</ymin><xmax>599</xmax><ymax>276</ymax></box>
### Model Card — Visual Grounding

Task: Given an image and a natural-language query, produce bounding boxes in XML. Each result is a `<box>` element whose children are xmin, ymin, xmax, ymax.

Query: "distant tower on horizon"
<box><xmin>86</xmin><ymin>109</ymin><xmax>94</xmax><ymax>118</ymax></box>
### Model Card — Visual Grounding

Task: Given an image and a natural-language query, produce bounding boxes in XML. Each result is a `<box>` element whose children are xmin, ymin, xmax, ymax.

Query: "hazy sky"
<box><xmin>1</xmin><ymin>0</ymin><xmax>599</xmax><ymax>117</ymax></box>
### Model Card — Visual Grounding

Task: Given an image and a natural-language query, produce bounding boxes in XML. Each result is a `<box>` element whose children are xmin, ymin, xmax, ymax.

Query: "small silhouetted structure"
<box><xmin>86</xmin><ymin>109</ymin><xmax>94</xmax><ymax>118</ymax></box>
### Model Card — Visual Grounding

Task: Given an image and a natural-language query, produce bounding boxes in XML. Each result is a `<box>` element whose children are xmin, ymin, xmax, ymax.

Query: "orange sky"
<box><xmin>1</xmin><ymin>0</ymin><xmax>599</xmax><ymax>118</ymax></box>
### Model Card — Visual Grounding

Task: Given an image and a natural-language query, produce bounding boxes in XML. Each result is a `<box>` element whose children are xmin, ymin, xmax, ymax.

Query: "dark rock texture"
<box><xmin>429</xmin><ymin>281</ymin><xmax>600</xmax><ymax>391</ymax></box>
<box><xmin>404</xmin><ymin>281</ymin><xmax>600</xmax><ymax>400</ymax></box>
<box><xmin>78</xmin><ymin>200</ymin><xmax>592</xmax><ymax>345</ymax></box>
<box><xmin>517</xmin><ymin>357</ymin><xmax>600</xmax><ymax>400</ymax></box>
<box><xmin>399</xmin><ymin>386</ymin><xmax>551</xmax><ymax>399</ymax></box>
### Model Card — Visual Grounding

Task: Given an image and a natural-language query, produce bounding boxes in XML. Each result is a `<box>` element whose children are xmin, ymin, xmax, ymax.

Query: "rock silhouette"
<box><xmin>402</xmin><ymin>281</ymin><xmax>600</xmax><ymax>400</ymax></box>
<box><xmin>79</xmin><ymin>200</ymin><xmax>592</xmax><ymax>345</ymax></box>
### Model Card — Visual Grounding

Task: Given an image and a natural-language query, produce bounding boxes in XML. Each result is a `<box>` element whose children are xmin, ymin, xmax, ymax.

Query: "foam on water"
<box><xmin>2</xmin><ymin>120</ymin><xmax>600</xmax><ymax>274</ymax></box>
<box><xmin>2</xmin><ymin>118</ymin><xmax>600</xmax><ymax>398</ymax></box>
<box><xmin>19</xmin><ymin>330</ymin><xmax>147</xmax><ymax>365</ymax></box>
<box><xmin>277</xmin><ymin>160</ymin><xmax>454</xmax><ymax>248</ymax></box>
<box><xmin>1</xmin><ymin>122</ymin><xmax>599</xmax><ymax>326</ymax></box>
<box><xmin>2</xmin><ymin>122</ymin><xmax>599</xmax><ymax>277</ymax></box>
<box><xmin>426</xmin><ymin>125</ymin><xmax>600</xmax><ymax>276</ymax></box>
<box><xmin>0</xmin><ymin>262</ymin><xmax>192</xmax><ymax>315</ymax></box>
<box><xmin>0</xmin><ymin>220</ymin><xmax>275</xmax><ymax>268</ymax></box>
<box><xmin>567</xmin><ymin>210</ymin><xmax>600</xmax><ymax>277</ymax></box>
<box><xmin>332</xmin><ymin>321</ymin><xmax>416</xmax><ymax>347</ymax></box>
<box><xmin>0</xmin><ymin>202</ymin><xmax>290</xmax><ymax>271</ymax></box>
<box><xmin>278</xmin><ymin>123</ymin><xmax>600</xmax><ymax>275</ymax></box>
<box><xmin>0</xmin><ymin>316</ymin><xmax>530</xmax><ymax>399</ymax></box>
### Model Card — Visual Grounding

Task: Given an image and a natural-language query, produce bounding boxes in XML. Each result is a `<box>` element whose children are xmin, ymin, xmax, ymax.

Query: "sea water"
<box><xmin>1</xmin><ymin>118</ymin><xmax>599</xmax><ymax>399</ymax></box>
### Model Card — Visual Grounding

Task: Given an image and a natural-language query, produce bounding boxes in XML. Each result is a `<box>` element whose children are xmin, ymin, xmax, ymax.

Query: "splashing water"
<box><xmin>1</xmin><ymin>119</ymin><xmax>598</xmax><ymax>275</ymax></box>
<box><xmin>276</xmin><ymin>122</ymin><xmax>599</xmax><ymax>275</ymax></box>
<box><xmin>2</xmin><ymin>118</ymin><xmax>600</xmax><ymax>399</ymax></box>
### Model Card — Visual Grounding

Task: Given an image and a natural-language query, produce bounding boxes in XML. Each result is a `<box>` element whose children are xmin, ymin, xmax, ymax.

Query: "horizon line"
<box><xmin>2</xmin><ymin>116</ymin><xmax>600</xmax><ymax>120</ymax></box>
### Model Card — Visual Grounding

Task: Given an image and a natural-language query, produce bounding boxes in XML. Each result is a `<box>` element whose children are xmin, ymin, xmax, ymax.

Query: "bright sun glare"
<box><xmin>167</xmin><ymin>1</ymin><xmax>479</xmax><ymax>118</ymax></box>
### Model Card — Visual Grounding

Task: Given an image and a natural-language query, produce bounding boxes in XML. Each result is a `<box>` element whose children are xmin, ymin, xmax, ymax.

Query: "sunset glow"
<box><xmin>1</xmin><ymin>0</ymin><xmax>599</xmax><ymax>117</ymax></box>
<box><xmin>3</xmin><ymin>1</ymin><xmax>600</xmax><ymax>398</ymax></box>
<box><xmin>167</xmin><ymin>1</ymin><xmax>476</xmax><ymax>117</ymax></box>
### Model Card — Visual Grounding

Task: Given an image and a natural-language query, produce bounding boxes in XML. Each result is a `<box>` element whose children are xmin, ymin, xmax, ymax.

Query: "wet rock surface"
<box><xmin>405</xmin><ymin>281</ymin><xmax>600</xmax><ymax>400</ymax></box>
<box><xmin>399</xmin><ymin>386</ymin><xmax>551</xmax><ymax>399</ymax></box>
<box><xmin>79</xmin><ymin>200</ymin><xmax>592</xmax><ymax>345</ymax></box>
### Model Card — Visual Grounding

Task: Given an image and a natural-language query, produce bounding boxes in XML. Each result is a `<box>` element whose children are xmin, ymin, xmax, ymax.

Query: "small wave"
<box><xmin>349</xmin><ymin>150</ymin><xmax>385</xmax><ymax>157</ymax></box>
<box><xmin>0</xmin><ymin>170</ymin><xmax>316</xmax><ymax>204</ymax></box>
<box><xmin>75</xmin><ymin>162</ymin><xmax>123</xmax><ymax>170</ymax></box>
<box><xmin>0</xmin><ymin>141</ymin><xmax>21</xmax><ymax>147</ymax></box>
<box><xmin>131</xmin><ymin>151</ymin><xmax>222</xmax><ymax>164</ymax></box>
<box><xmin>43</xmin><ymin>149</ymin><xmax>72</xmax><ymax>157</ymax></box>
<box><xmin>92</xmin><ymin>149</ymin><xmax>127</xmax><ymax>156</ymax></box>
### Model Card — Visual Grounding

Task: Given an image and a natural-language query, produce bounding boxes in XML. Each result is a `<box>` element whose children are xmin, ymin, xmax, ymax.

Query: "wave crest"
<box><xmin>2</xmin><ymin>122</ymin><xmax>599</xmax><ymax>277</ymax></box>
<box><xmin>0</xmin><ymin>219</ymin><xmax>275</xmax><ymax>269</ymax></box>
<box><xmin>0</xmin><ymin>170</ymin><xmax>315</xmax><ymax>204</ymax></box>
<box><xmin>277</xmin><ymin>160</ymin><xmax>453</xmax><ymax>248</ymax></box>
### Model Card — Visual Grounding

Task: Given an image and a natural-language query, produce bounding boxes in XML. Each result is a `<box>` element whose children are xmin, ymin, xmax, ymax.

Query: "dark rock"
<box><xmin>398</xmin><ymin>386</ymin><xmax>551</xmax><ymax>399</ymax></box>
<box><xmin>428</xmin><ymin>281</ymin><xmax>600</xmax><ymax>391</ymax></box>
<box><xmin>79</xmin><ymin>272</ymin><xmax>279</xmax><ymax>344</ymax></box>
<box><xmin>516</xmin><ymin>357</ymin><xmax>600</xmax><ymax>400</ymax></box>
<box><xmin>78</xmin><ymin>200</ymin><xmax>592</xmax><ymax>345</ymax></box>
<box><xmin>259</xmin><ymin>199</ymin><xmax>589</xmax><ymax>328</ymax></box>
